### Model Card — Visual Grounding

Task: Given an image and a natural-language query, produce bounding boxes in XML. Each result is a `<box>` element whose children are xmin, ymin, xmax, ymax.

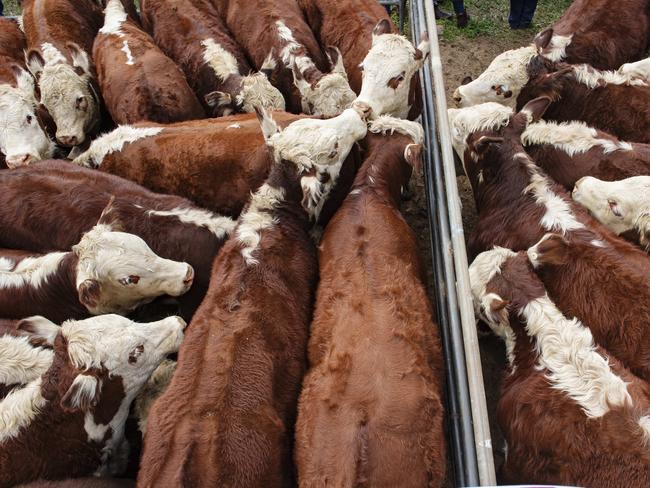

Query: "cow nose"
<box><xmin>6</xmin><ymin>153</ymin><xmax>35</xmax><ymax>168</ymax></box>
<box><xmin>452</xmin><ymin>89</ymin><xmax>462</xmax><ymax>105</ymax></box>
<box><xmin>183</xmin><ymin>266</ymin><xmax>194</xmax><ymax>286</ymax></box>
<box><xmin>57</xmin><ymin>135</ymin><xmax>79</xmax><ymax>147</ymax></box>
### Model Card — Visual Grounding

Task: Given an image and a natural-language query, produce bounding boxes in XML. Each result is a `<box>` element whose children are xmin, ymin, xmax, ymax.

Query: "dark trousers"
<box><xmin>0</xmin><ymin>1</ymin><xmax>4</xmax><ymax>16</ymax></box>
<box><xmin>451</xmin><ymin>0</ymin><xmax>465</xmax><ymax>14</ymax></box>
<box><xmin>509</xmin><ymin>0</ymin><xmax>538</xmax><ymax>27</ymax></box>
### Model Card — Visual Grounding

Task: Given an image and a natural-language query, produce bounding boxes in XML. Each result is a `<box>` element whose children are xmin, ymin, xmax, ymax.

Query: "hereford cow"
<box><xmin>22</xmin><ymin>0</ymin><xmax>105</xmax><ymax>147</ymax></box>
<box><xmin>0</xmin><ymin>161</ymin><xmax>235</xmax><ymax>319</ymax></box>
<box><xmin>618</xmin><ymin>55</ymin><xmax>650</xmax><ymax>79</ymax></box>
<box><xmin>352</xmin><ymin>20</ymin><xmax>429</xmax><ymax>120</ymax></box>
<box><xmin>453</xmin><ymin>0</ymin><xmax>650</xmax><ymax>107</ymax></box>
<box><xmin>448</xmin><ymin>102</ymin><xmax>650</xmax><ymax>191</ymax></box>
<box><xmin>0</xmin><ymin>212</ymin><xmax>194</xmax><ymax>322</ymax></box>
<box><xmin>0</xmin><ymin>314</ymin><xmax>186</xmax><ymax>486</ymax></box>
<box><xmin>17</xmin><ymin>479</ymin><xmax>135</xmax><ymax>488</ymax></box>
<box><xmin>140</xmin><ymin>0</ymin><xmax>284</xmax><ymax>117</ymax></box>
<box><xmin>73</xmin><ymin>111</ymin><xmax>363</xmax><ymax>222</ymax></box>
<box><xmin>465</xmin><ymin>96</ymin><xmax>650</xmax><ymax>381</ymax></box>
<box><xmin>0</xmin><ymin>17</ymin><xmax>55</xmax><ymax>168</ymax></box>
<box><xmin>573</xmin><ymin>176</ymin><xmax>650</xmax><ymax>251</ymax></box>
<box><xmin>295</xmin><ymin>127</ymin><xmax>446</xmax><ymax>486</ymax></box>
<box><xmin>212</xmin><ymin>0</ymin><xmax>356</xmax><ymax>116</ymax></box>
<box><xmin>138</xmin><ymin>104</ymin><xmax>369</xmax><ymax>487</ymax></box>
<box><xmin>470</xmin><ymin>247</ymin><xmax>650</xmax><ymax>486</ymax></box>
<box><xmin>93</xmin><ymin>0</ymin><xmax>205</xmax><ymax>124</ymax></box>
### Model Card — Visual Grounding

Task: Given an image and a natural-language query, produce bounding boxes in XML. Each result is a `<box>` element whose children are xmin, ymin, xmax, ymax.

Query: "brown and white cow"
<box><xmin>93</xmin><ymin>0</ymin><xmax>205</xmax><ymax>124</ymax></box>
<box><xmin>573</xmin><ymin>176</ymin><xmax>650</xmax><ymax>251</ymax></box>
<box><xmin>140</xmin><ymin>0</ymin><xmax>284</xmax><ymax>117</ymax></box>
<box><xmin>448</xmin><ymin>102</ymin><xmax>650</xmax><ymax>191</ymax></box>
<box><xmin>137</xmin><ymin>104</ymin><xmax>369</xmax><ymax>487</ymax></box>
<box><xmin>352</xmin><ymin>20</ymin><xmax>429</xmax><ymax>120</ymax></box>
<box><xmin>470</xmin><ymin>248</ymin><xmax>650</xmax><ymax>486</ymax></box>
<box><xmin>0</xmin><ymin>161</ymin><xmax>235</xmax><ymax>320</ymax></box>
<box><xmin>212</xmin><ymin>0</ymin><xmax>356</xmax><ymax>116</ymax></box>
<box><xmin>0</xmin><ymin>212</ymin><xmax>194</xmax><ymax>321</ymax></box>
<box><xmin>453</xmin><ymin>0</ymin><xmax>650</xmax><ymax>107</ymax></box>
<box><xmin>465</xmin><ymin>97</ymin><xmax>650</xmax><ymax>381</ymax></box>
<box><xmin>0</xmin><ymin>314</ymin><xmax>186</xmax><ymax>486</ymax></box>
<box><xmin>295</xmin><ymin>126</ymin><xmax>446</xmax><ymax>486</ymax></box>
<box><xmin>0</xmin><ymin>17</ymin><xmax>55</xmax><ymax>168</ymax></box>
<box><xmin>22</xmin><ymin>0</ymin><xmax>105</xmax><ymax>147</ymax></box>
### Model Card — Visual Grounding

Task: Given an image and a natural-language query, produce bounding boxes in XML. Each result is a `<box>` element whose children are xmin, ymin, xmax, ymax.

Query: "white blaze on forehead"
<box><xmin>519</xmin><ymin>152</ymin><xmax>585</xmax><ymax>233</ymax></box>
<box><xmin>202</xmin><ymin>38</ymin><xmax>239</xmax><ymax>81</ymax></box>
<box><xmin>236</xmin><ymin>183</ymin><xmax>284</xmax><ymax>265</ymax></box>
<box><xmin>618</xmin><ymin>56</ymin><xmax>650</xmax><ymax>80</ymax></box>
<box><xmin>522</xmin><ymin>120</ymin><xmax>633</xmax><ymax>156</ymax></box>
<box><xmin>147</xmin><ymin>207</ymin><xmax>236</xmax><ymax>239</ymax></box>
<box><xmin>447</xmin><ymin>103</ymin><xmax>513</xmax><ymax>159</ymax></box>
<box><xmin>571</xmin><ymin>64</ymin><xmax>649</xmax><ymax>89</ymax></box>
<box><xmin>0</xmin><ymin>379</ymin><xmax>47</xmax><ymax>442</ymax></box>
<box><xmin>0</xmin><ymin>335</ymin><xmax>54</xmax><ymax>386</ymax></box>
<box><xmin>100</xmin><ymin>0</ymin><xmax>128</xmax><ymax>36</ymax></box>
<box><xmin>522</xmin><ymin>294</ymin><xmax>631</xmax><ymax>418</ymax></box>
<box><xmin>454</xmin><ymin>46</ymin><xmax>536</xmax><ymax>108</ymax></box>
<box><xmin>73</xmin><ymin>125</ymin><xmax>163</xmax><ymax>168</ymax></box>
<box><xmin>0</xmin><ymin>252</ymin><xmax>67</xmax><ymax>290</ymax></box>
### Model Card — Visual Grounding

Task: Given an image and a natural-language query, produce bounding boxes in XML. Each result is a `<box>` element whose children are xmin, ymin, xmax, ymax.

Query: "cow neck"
<box><xmin>265</xmin><ymin>159</ymin><xmax>311</xmax><ymax>222</ymax></box>
<box><xmin>352</xmin><ymin>138</ymin><xmax>412</xmax><ymax>207</ymax></box>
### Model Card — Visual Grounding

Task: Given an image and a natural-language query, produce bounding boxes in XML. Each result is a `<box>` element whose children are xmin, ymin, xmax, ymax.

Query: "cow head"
<box><xmin>27</xmin><ymin>43</ymin><xmax>100</xmax><ymax>147</ymax></box>
<box><xmin>73</xmin><ymin>201</ymin><xmax>194</xmax><ymax>315</ymax></box>
<box><xmin>256</xmin><ymin>103</ymin><xmax>370</xmax><ymax>218</ymax></box>
<box><xmin>292</xmin><ymin>47</ymin><xmax>356</xmax><ymax>118</ymax></box>
<box><xmin>0</xmin><ymin>65</ymin><xmax>55</xmax><ymax>167</ymax></box>
<box><xmin>572</xmin><ymin>176</ymin><xmax>650</xmax><ymax>249</ymax></box>
<box><xmin>353</xmin><ymin>20</ymin><xmax>429</xmax><ymax>119</ymax></box>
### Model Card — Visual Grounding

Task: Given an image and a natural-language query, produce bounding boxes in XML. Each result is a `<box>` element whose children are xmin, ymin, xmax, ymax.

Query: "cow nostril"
<box><xmin>58</xmin><ymin>136</ymin><xmax>79</xmax><ymax>147</ymax></box>
<box><xmin>183</xmin><ymin>267</ymin><xmax>194</xmax><ymax>285</ymax></box>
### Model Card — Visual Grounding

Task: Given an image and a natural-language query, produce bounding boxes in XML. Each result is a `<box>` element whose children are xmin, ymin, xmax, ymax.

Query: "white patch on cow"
<box><xmin>16</xmin><ymin>16</ymin><xmax>25</xmax><ymax>33</ymax></box>
<box><xmin>368</xmin><ymin>116</ymin><xmax>424</xmax><ymax>144</ymax></box>
<box><xmin>571</xmin><ymin>64</ymin><xmax>649</xmax><ymax>89</ymax></box>
<box><xmin>134</xmin><ymin>359</ymin><xmax>175</xmax><ymax>434</ymax></box>
<box><xmin>522</xmin><ymin>120</ymin><xmax>633</xmax><ymax>156</ymax></box>
<box><xmin>121</xmin><ymin>41</ymin><xmax>135</xmax><ymax>66</ymax></box>
<box><xmin>237</xmin><ymin>73</ymin><xmax>286</xmax><ymax>113</ymax></box>
<box><xmin>73</xmin><ymin>125</ymin><xmax>163</xmax><ymax>168</ymax></box>
<box><xmin>542</xmin><ymin>34</ymin><xmax>573</xmax><ymax>62</ymax></box>
<box><xmin>639</xmin><ymin>415</ymin><xmax>650</xmax><ymax>444</ymax></box>
<box><xmin>0</xmin><ymin>379</ymin><xmax>47</xmax><ymax>442</ymax></box>
<box><xmin>201</xmin><ymin>38</ymin><xmax>239</xmax><ymax>81</ymax></box>
<box><xmin>147</xmin><ymin>207</ymin><xmax>236</xmax><ymax>239</ymax></box>
<box><xmin>618</xmin><ymin>57</ymin><xmax>650</xmax><ymax>80</ymax></box>
<box><xmin>0</xmin><ymin>336</ymin><xmax>53</xmax><ymax>386</ymax></box>
<box><xmin>453</xmin><ymin>46</ymin><xmax>537</xmax><ymax>108</ymax></box>
<box><xmin>590</xmin><ymin>239</ymin><xmax>607</xmax><ymax>248</ymax></box>
<box><xmin>275</xmin><ymin>20</ymin><xmax>315</xmax><ymax>74</ymax></box>
<box><xmin>40</xmin><ymin>42</ymin><xmax>67</xmax><ymax>65</ymax></box>
<box><xmin>236</xmin><ymin>184</ymin><xmax>285</xmax><ymax>265</ymax></box>
<box><xmin>227</xmin><ymin>123</ymin><xmax>241</xmax><ymax>129</ymax></box>
<box><xmin>100</xmin><ymin>0</ymin><xmax>127</xmax><ymax>36</ymax></box>
<box><xmin>447</xmin><ymin>103</ymin><xmax>513</xmax><ymax>160</ymax></box>
<box><xmin>294</xmin><ymin>71</ymin><xmax>355</xmax><ymax>117</ymax></box>
<box><xmin>519</xmin><ymin>153</ymin><xmax>585</xmax><ymax>233</ymax></box>
<box><xmin>0</xmin><ymin>252</ymin><xmax>66</xmax><ymax>290</ymax></box>
<box><xmin>522</xmin><ymin>294</ymin><xmax>632</xmax><ymax>418</ymax></box>
<box><xmin>0</xmin><ymin>258</ymin><xmax>14</xmax><ymax>272</ymax></box>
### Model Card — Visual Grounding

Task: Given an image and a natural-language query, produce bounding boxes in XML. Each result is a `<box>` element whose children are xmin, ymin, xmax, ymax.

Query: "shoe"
<box><xmin>434</xmin><ymin>5</ymin><xmax>453</xmax><ymax>20</ymax></box>
<box><xmin>456</xmin><ymin>11</ymin><xmax>469</xmax><ymax>28</ymax></box>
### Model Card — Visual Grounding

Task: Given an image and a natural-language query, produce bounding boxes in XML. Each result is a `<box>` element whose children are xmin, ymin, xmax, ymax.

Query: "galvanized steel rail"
<box><xmin>409</xmin><ymin>1</ymin><xmax>496</xmax><ymax>485</ymax></box>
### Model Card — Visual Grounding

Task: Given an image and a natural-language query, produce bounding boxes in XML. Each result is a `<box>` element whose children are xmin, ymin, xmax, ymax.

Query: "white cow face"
<box><xmin>354</xmin><ymin>20</ymin><xmax>429</xmax><ymax>119</ymax></box>
<box><xmin>237</xmin><ymin>72</ymin><xmax>286</xmax><ymax>113</ymax></box>
<box><xmin>452</xmin><ymin>46</ymin><xmax>537</xmax><ymax>108</ymax></box>
<box><xmin>573</xmin><ymin>176</ymin><xmax>650</xmax><ymax>243</ymax></box>
<box><xmin>62</xmin><ymin>314</ymin><xmax>186</xmax><ymax>402</ymax></box>
<box><xmin>73</xmin><ymin>224</ymin><xmax>194</xmax><ymax>315</ymax></box>
<box><xmin>27</xmin><ymin>44</ymin><xmax>99</xmax><ymax>147</ymax></box>
<box><xmin>0</xmin><ymin>67</ymin><xmax>54</xmax><ymax>167</ymax></box>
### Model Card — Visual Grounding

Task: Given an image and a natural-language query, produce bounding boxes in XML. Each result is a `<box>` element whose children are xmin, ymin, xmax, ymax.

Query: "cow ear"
<box><xmin>67</xmin><ymin>43</ymin><xmax>91</xmax><ymax>75</ymax></box>
<box><xmin>404</xmin><ymin>144</ymin><xmax>423</xmax><ymax>174</ymax></box>
<box><xmin>534</xmin><ymin>28</ymin><xmax>553</xmax><ymax>51</ymax></box>
<box><xmin>204</xmin><ymin>91</ymin><xmax>232</xmax><ymax>109</ymax></box>
<box><xmin>520</xmin><ymin>96</ymin><xmax>552</xmax><ymax>123</ymax></box>
<box><xmin>414</xmin><ymin>32</ymin><xmax>430</xmax><ymax>64</ymax></box>
<box><xmin>78</xmin><ymin>279</ymin><xmax>101</xmax><ymax>310</ymax></box>
<box><xmin>325</xmin><ymin>46</ymin><xmax>347</xmax><ymax>77</ymax></box>
<box><xmin>11</xmin><ymin>65</ymin><xmax>36</xmax><ymax>95</ymax></box>
<box><xmin>487</xmin><ymin>294</ymin><xmax>510</xmax><ymax>325</ymax></box>
<box><xmin>254</xmin><ymin>105</ymin><xmax>280</xmax><ymax>142</ymax></box>
<box><xmin>527</xmin><ymin>233</ymin><xmax>570</xmax><ymax>268</ymax></box>
<box><xmin>61</xmin><ymin>374</ymin><xmax>102</xmax><ymax>412</ymax></box>
<box><xmin>372</xmin><ymin>19</ymin><xmax>392</xmax><ymax>43</ymax></box>
<box><xmin>260</xmin><ymin>49</ymin><xmax>277</xmax><ymax>79</ymax></box>
<box><xmin>475</xmin><ymin>135</ymin><xmax>503</xmax><ymax>155</ymax></box>
<box><xmin>26</xmin><ymin>49</ymin><xmax>45</xmax><ymax>78</ymax></box>
<box><xmin>461</xmin><ymin>75</ymin><xmax>473</xmax><ymax>85</ymax></box>
<box><xmin>96</xmin><ymin>195</ymin><xmax>123</xmax><ymax>230</ymax></box>
<box><xmin>16</xmin><ymin>316</ymin><xmax>59</xmax><ymax>347</ymax></box>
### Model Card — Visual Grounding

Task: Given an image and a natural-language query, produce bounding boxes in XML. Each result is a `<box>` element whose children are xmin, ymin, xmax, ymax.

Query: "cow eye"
<box><xmin>119</xmin><ymin>275</ymin><xmax>141</xmax><ymax>286</ymax></box>
<box><xmin>26</xmin><ymin>115</ymin><xmax>33</xmax><ymax>124</ymax></box>
<box><xmin>608</xmin><ymin>200</ymin><xmax>623</xmax><ymax>217</ymax></box>
<box><xmin>128</xmin><ymin>345</ymin><xmax>145</xmax><ymax>364</ymax></box>
<box><xmin>358</xmin><ymin>63</ymin><xmax>364</xmax><ymax>71</ymax></box>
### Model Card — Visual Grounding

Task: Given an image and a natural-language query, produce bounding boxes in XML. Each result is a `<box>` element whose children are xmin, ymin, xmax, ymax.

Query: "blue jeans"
<box><xmin>509</xmin><ymin>0</ymin><xmax>538</xmax><ymax>27</ymax></box>
<box><xmin>0</xmin><ymin>1</ymin><xmax>4</xmax><ymax>16</ymax></box>
<box><xmin>452</xmin><ymin>0</ymin><xmax>465</xmax><ymax>14</ymax></box>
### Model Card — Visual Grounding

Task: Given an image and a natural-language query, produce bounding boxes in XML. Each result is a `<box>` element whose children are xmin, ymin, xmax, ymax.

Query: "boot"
<box><xmin>456</xmin><ymin>11</ymin><xmax>470</xmax><ymax>28</ymax></box>
<box><xmin>434</xmin><ymin>4</ymin><xmax>453</xmax><ymax>20</ymax></box>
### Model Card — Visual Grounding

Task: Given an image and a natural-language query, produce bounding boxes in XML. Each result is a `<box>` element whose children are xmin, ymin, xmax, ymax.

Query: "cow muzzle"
<box><xmin>6</xmin><ymin>153</ymin><xmax>38</xmax><ymax>168</ymax></box>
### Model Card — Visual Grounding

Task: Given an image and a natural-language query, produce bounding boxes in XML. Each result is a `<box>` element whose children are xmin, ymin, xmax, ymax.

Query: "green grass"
<box><xmin>4</xmin><ymin>0</ymin><xmax>21</xmax><ymax>16</ymax></box>
<box><xmin>438</xmin><ymin>0</ymin><xmax>572</xmax><ymax>42</ymax></box>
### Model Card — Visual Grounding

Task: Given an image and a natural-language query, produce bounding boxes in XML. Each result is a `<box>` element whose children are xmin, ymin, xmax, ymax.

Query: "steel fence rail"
<box><xmin>409</xmin><ymin>0</ymin><xmax>496</xmax><ymax>486</ymax></box>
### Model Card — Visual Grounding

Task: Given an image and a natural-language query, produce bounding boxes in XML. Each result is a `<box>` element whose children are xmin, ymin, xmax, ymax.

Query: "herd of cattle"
<box><xmin>0</xmin><ymin>0</ymin><xmax>452</xmax><ymax>487</ymax></box>
<box><xmin>450</xmin><ymin>0</ymin><xmax>650</xmax><ymax>485</ymax></box>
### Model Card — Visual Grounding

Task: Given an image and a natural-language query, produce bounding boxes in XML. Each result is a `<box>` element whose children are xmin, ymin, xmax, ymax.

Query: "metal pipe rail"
<box><xmin>409</xmin><ymin>1</ymin><xmax>496</xmax><ymax>486</ymax></box>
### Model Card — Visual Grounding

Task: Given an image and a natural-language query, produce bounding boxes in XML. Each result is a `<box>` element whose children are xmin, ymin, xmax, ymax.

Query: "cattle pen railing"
<box><xmin>410</xmin><ymin>1</ymin><xmax>496</xmax><ymax>486</ymax></box>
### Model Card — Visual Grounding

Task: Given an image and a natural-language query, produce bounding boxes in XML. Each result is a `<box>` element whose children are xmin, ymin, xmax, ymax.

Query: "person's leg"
<box><xmin>434</xmin><ymin>0</ymin><xmax>453</xmax><ymax>20</ymax></box>
<box><xmin>452</xmin><ymin>0</ymin><xmax>465</xmax><ymax>13</ymax></box>
<box><xmin>0</xmin><ymin>0</ymin><xmax>4</xmax><ymax>17</ymax></box>
<box><xmin>520</xmin><ymin>0</ymin><xmax>539</xmax><ymax>27</ymax></box>
<box><xmin>453</xmin><ymin>0</ymin><xmax>469</xmax><ymax>28</ymax></box>
<box><xmin>509</xmin><ymin>0</ymin><xmax>525</xmax><ymax>28</ymax></box>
